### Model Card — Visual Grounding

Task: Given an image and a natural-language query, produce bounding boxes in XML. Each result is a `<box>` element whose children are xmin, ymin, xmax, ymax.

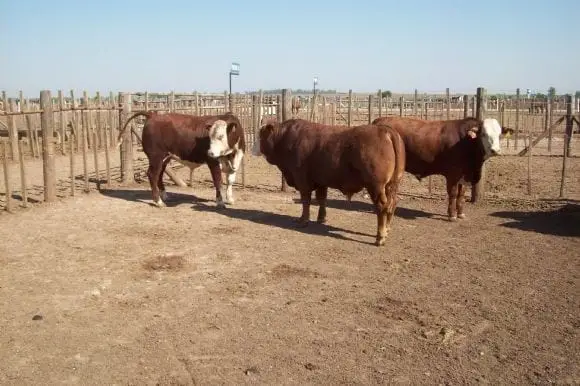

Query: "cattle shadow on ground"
<box><xmin>191</xmin><ymin>202</ymin><xmax>377</xmax><ymax>246</ymax></box>
<box><xmin>322</xmin><ymin>198</ymin><xmax>439</xmax><ymax>221</ymax></box>
<box><xmin>490</xmin><ymin>203</ymin><xmax>580</xmax><ymax>238</ymax></box>
<box><xmin>99</xmin><ymin>188</ymin><xmax>210</xmax><ymax>208</ymax></box>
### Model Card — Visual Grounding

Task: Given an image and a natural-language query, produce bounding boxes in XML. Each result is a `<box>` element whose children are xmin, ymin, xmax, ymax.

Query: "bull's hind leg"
<box><xmin>446</xmin><ymin>177</ymin><xmax>460</xmax><ymax>221</ymax></box>
<box><xmin>157</xmin><ymin>157</ymin><xmax>171</xmax><ymax>202</ymax></box>
<box><xmin>315</xmin><ymin>187</ymin><xmax>328</xmax><ymax>223</ymax></box>
<box><xmin>384</xmin><ymin>181</ymin><xmax>400</xmax><ymax>233</ymax></box>
<box><xmin>457</xmin><ymin>183</ymin><xmax>467</xmax><ymax>219</ymax></box>
<box><xmin>147</xmin><ymin>158</ymin><xmax>165</xmax><ymax>207</ymax></box>
<box><xmin>367</xmin><ymin>184</ymin><xmax>390</xmax><ymax>247</ymax></box>
<box><xmin>296</xmin><ymin>190</ymin><xmax>313</xmax><ymax>228</ymax></box>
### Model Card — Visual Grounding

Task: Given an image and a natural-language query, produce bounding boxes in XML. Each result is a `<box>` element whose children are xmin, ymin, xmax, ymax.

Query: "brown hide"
<box><xmin>257</xmin><ymin>118</ymin><xmax>405</xmax><ymax>246</ymax></box>
<box><xmin>118</xmin><ymin>111</ymin><xmax>245</xmax><ymax>207</ymax></box>
<box><xmin>372</xmin><ymin>116</ymin><xmax>488</xmax><ymax>220</ymax></box>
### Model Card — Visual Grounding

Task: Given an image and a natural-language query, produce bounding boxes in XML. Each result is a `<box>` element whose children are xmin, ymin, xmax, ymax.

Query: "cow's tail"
<box><xmin>382</xmin><ymin>125</ymin><xmax>406</xmax><ymax>208</ymax></box>
<box><xmin>116</xmin><ymin>111</ymin><xmax>154</xmax><ymax>148</ymax></box>
<box><xmin>387</xmin><ymin>126</ymin><xmax>406</xmax><ymax>184</ymax></box>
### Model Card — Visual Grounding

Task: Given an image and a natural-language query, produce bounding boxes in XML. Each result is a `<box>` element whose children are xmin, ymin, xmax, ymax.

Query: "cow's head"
<box><xmin>252</xmin><ymin>120</ymin><xmax>278</xmax><ymax>158</ymax></box>
<box><xmin>207</xmin><ymin>120</ymin><xmax>240</xmax><ymax>159</ymax></box>
<box><xmin>466</xmin><ymin>118</ymin><xmax>502</xmax><ymax>158</ymax></box>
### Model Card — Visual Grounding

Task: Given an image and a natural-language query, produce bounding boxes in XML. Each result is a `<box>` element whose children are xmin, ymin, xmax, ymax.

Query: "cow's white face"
<box><xmin>481</xmin><ymin>118</ymin><xmax>502</xmax><ymax>156</ymax></box>
<box><xmin>207</xmin><ymin>120</ymin><xmax>233</xmax><ymax>158</ymax></box>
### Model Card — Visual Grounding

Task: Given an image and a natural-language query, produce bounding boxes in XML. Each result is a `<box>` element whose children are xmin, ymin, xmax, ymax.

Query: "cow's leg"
<box><xmin>147</xmin><ymin>158</ymin><xmax>165</xmax><ymax>207</ymax></box>
<box><xmin>208</xmin><ymin>161</ymin><xmax>225</xmax><ymax>208</ymax></box>
<box><xmin>384</xmin><ymin>181</ymin><xmax>400</xmax><ymax>233</ymax></box>
<box><xmin>446</xmin><ymin>178</ymin><xmax>460</xmax><ymax>221</ymax></box>
<box><xmin>158</xmin><ymin>157</ymin><xmax>171</xmax><ymax>202</ymax></box>
<box><xmin>224</xmin><ymin>171</ymin><xmax>236</xmax><ymax>205</ymax></box>
<box><xmin>315</xmin><ymin>187</ymin><xmax>328</xmax><ymax>223</ymax></box>
<box><xmin>224</xmin><ymin>149</ymin><xmax>244</xmax><ymax>205</ymax></box>
<box><xmin>368</xmin><ymin>184</ymin><xmax>389</xmax><ymax>247</ymax></box>
<box><xmin>457</xmin><ymin>182</ymin><xmax>467</xmax><ymax>219</ymax></box>
<box><xmin>297</xmin><ymin>190</ymin><xmax>312</xmax><ymax>227</ymax></box>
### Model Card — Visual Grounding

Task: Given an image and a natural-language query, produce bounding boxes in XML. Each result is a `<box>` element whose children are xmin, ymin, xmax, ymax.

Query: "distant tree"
<box><xmin>547</xmin><ymin>87</ymin><xmax>556</xmax><ymax>99</ymax></box>
<box><xmin>381</xmin><ymin>90</ymin><xmax>392</xmax><ymax>99</ymax></box>
<box><xmin>534</xmin><ymin>93</ymin><xmax>547</xmax><ymax>100</ymax></box>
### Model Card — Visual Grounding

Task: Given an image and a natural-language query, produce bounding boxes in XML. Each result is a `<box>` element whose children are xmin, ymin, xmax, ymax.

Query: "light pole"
<box><xmin>313</xmin><ymin>76</ymin><xmax>318</xmax><ymax>96</ymax></box>
<box><xmin>229</xmin><ymin>62</ymin><xmax>240</xmax><ymax>96</ymax></box>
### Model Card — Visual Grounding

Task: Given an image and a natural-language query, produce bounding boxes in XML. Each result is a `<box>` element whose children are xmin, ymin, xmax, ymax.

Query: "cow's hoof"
<box><xmin>224</xmin><ymin>199</ymin><xmax>235</xmax><ymax>206</ymax></box>
<box><xmin>316</xmin><ymin>217</ymin><xmax>327</xmax><ymax>224</ymax></box>
<box><xmin>154</xmin><ymin>199</ymin><xmax>166</xmax><ymax>208</ymax></box>
<box><xmin>449</xmin><ymin>216</ymin><xmax>458</xmax><ymax>222</ymax></box>
<box><xmin>375</xmin><ymin>237</ymin><xmax>386</xmax><ymax>247</ymax></box>
<box><xmin>457</xmin><ymin>213</ymin><xmax>466</xmax><ymax>219</ymax></box>
<box><xmin>216</xmin><ymin>201</ymin><xmax>226</xmax><ymax>209</ymax></box>
<box><xmin>160</xmin><ymin>190</ymin><xmax>168</xmax><ymax>201</ymax></box>
<box><xmin>295</xmin><ymin>219</ymin><xmax>309</xmax><ymax>228</ymax></box>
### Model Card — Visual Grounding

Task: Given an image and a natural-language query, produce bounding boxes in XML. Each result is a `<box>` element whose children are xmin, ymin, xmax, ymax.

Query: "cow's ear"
<box><xmin>226</xmin><ymin>122</ymin><xmax>237</xmax><ymax>134</ymax></box>
<box><xmin>205</xmin><ymin>123</ymin><xmax>213</xmax><ymax>132</ymax></box>
<box><xmin>467</xmin><ymin>126</ymin><xmax>479</xmax><ymax>139</ymax></box>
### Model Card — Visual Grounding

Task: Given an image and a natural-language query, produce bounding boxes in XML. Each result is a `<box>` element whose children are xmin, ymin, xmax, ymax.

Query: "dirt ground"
<box><xmin>1</xmin><ymin>143</ymin><xmax>579</xmax><ymax>385</ymax></box>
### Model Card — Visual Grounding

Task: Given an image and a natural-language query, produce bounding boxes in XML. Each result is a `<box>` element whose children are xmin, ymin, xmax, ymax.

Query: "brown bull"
<box><xmin>117</xmin><ymin>111</ymin><xmax>246</xmax><ymax>208</ymax></box>
<box><xmin>372</xmin><ymin>116</ymin><xmax>502</xmax><ymax>221</ymax></box>
<box><xmin>252</xmin><ymin>118</ymin><xmax>405</xmax><ymax>246</ymax></box>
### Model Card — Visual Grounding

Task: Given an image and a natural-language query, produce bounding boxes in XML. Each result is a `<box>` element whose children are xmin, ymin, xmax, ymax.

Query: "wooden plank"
<box><xmin>59</xmin><ymin>90</ymin><xmax>66</xmax><ymax>155</ymax></box>
<box><xmin>471</xmin><ymin>87</ymin><xmax>486</xmax><ymax>203</ymax></box>
<box><xmin>17</xmin><ymin>140</ymin><xmax>28</xmax><ymax>207</ymax></box>
<box><xmin>40</xmin><ymin>90</ymin><xmax>56</xmax><ymax>202</ymax></box>
<box><xmin>3</xmin><ymin>140</ymin><xmax>13</xmax><ymax>212</ymax></box>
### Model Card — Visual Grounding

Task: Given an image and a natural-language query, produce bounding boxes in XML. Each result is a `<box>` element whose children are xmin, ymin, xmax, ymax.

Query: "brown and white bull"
<box><xmin>372</xmin><ymin>116</ymin><xmax>502</xmax><ymax>221</ymax></box>
<box><xmin>252</xmin><ymin>118</ymin><xmax>406</xmax><ymax>246</ymax></box>
<box><xmin>117</xmin><ymin>111</ymin><xmax>245</xmax><ymax>208</ymax></box>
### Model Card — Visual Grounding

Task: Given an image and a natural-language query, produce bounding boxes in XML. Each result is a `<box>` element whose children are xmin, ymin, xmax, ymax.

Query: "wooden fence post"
<box><xmin>515</xmin><ymin>88</ymin><xmax>520</xmax><ymax>150</ymax></box>
<box><xmin>119</xmin><ymin>92</ymin><xmax>134</xmax><ymax>184</ymax></box>
<box><xmin>280</xmin><ymin>89</ymin><xmax>290</xmax><ymax>192</ymax></box>
<box><xmin>446</xmin><ymin>88</ymin><xmax>450</xmax><ymax>120</ymax></box>
<box><xmin>81</xmin><ymin>91</ymin><xmax>89</xmax><ymax>192</ymax></box>
<box><xmin>377</xmin><ymin>89</ymin><xmax>382</xmax><ymax>117</ymax></box>
<box><xmin>2</xmin><ymin>140</ymin><xmax>12</xmax><ymax>212</ymax></box>
<box><xmin>5</xmin><ymin>96</ymin><xmax>18</xmax><ymax>161</ymax></box>
<box><xmin>17</xmin><ymin>140</ymin><xmax>28</xmax><ymax>207</ymax></box>
<box><xmin>169</xmin><ymin>91</ymin><xmax>175</xmax><ymax>113</ymax></box>
<box><xmin>463</xmin><ymin>94</ymin><xmax>469</xmax><ymax>118</ymax></box>
<box><xmin>58</xmin><ymin>90</ymin><xmax>66</xmax><ymax>155</ymax></box>
<box><xmin>347</xmin><ymin>89</ymin><xmax>353</xmax><ymax>127</ymax></box>
<box><xmin>560</xmin><ymin>95</ymin><xmax>573</xmax><ymax>197</ymax></box>
<box><xmin>368</xmin><ymin>94</ymin><xmax>373</xmax><ymax>124</ymax></box>
<box><xmin>547</xmin><ymin>94</ymin><xmax>553</xmax><ymax>152</ymax></box>
<box><xmin>108</xmin><ymin>91</ymin><xmax>115</xmax><ymax>147</ymax></box>
<box><xmin>40</xmin><ymin>90</ymin><xmax>56</xmax><ymax>202</ymax></box>
<box><xmin>471</xmin><ymin>87</ymin><xmax>487</xmax><ymax>203</ymax></box>
<box><xmin>566</xmin><ymin>95</ymin><xmax>575</xmax><ymax>157</ymax></box>
<box><xmin>399</xmin><ymin>96</ymin><xmax>404</xmax><ymax>117</ymax></box>
<box><xmin>413</xmin><ymin>89</ymin><xmax>418</xmax><ymax>116</ymax></box>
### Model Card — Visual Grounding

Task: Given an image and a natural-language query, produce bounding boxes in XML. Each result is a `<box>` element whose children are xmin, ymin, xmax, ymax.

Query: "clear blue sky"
<box><xmin>1</xmin><ymin>0</ymin><xmax>579</xmax><ymax>97</ymax></box>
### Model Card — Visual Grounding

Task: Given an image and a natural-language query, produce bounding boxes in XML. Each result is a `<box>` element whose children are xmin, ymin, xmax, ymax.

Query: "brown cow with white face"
<box><xmin>372</xmin><ymin>116</ymin><xmax>502</xmax><ymax>221</ymax></box>
<box><xmin>117</xmin><ymin>111</ymin><xmax>245</xmax><ymax>208</ymax></box>
<box><xmin>253</xmin><ymin>118</ymin><xmax>405</xmax><ymax>246</ymax></box>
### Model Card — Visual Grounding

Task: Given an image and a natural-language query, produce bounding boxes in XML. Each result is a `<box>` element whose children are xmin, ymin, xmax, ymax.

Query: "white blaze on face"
<box><xmin>207</xmin><ymin>120</ymin><xmax>232</xmax><ymax>158</ymax></box>
<box><xmin>481</xmin><ymin>118</ymin><xmax>502</xmax><ymax>156</ymax></box>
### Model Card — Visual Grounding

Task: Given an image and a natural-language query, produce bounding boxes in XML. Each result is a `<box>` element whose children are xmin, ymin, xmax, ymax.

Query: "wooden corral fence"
<box><xmin>1</xmin><ymin>88</ymin><xmax>579</xmax><ymax>213</ymax></box>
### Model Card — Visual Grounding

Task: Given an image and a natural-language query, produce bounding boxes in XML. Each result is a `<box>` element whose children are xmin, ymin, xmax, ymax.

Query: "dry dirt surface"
<box><xmin>1</xmin><ymin>158</ymin><xmax>579</xmax><ymax>385</ymax></box>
